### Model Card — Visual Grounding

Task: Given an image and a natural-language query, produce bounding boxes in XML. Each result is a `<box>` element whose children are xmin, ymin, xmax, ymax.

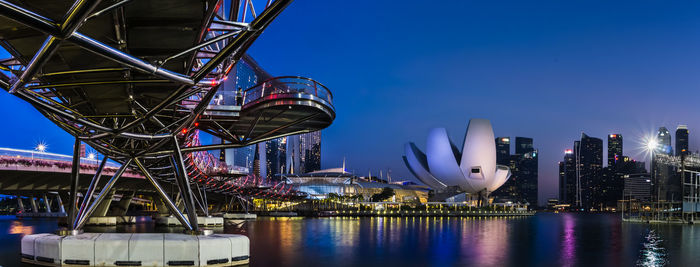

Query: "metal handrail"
<box><xmin>242</xmin><ymin>76</ymin><xmax>333</xmax><ymax>106</ymax></box>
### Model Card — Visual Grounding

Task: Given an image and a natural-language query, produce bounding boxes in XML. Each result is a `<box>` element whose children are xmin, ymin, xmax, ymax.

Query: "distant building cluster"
<box><xmin>557</xmin><ymin>125</ymin><xmax>699</xmax><ymax>212</ymax></box>
<box><xmin>491</xmin><ymin>137</ymin><xmax>539</xmax><ymax>207</ymax></box>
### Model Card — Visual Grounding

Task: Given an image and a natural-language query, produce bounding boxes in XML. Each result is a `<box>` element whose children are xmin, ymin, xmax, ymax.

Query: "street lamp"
<box><xmin>35</xmin><ymin>143</ymin><xmax>46</xmax><ymax>152</ymax></box>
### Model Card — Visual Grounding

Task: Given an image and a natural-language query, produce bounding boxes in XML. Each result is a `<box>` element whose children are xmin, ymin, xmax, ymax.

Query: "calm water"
<box><xmin>1</xmin><ymin>213</ymin><xmax>699</xmax><ymax>267</ymax></box>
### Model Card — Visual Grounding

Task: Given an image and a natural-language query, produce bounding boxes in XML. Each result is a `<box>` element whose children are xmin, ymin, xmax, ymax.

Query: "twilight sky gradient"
<box><xmin>3</xmin><ymin>1</ymin><xmax>700</xmax><ymax>205</ymax></box>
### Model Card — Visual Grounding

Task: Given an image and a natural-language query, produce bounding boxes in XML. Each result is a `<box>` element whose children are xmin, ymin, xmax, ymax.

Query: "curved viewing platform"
<box><xmin>195</xmin><ymin>76</ymin><xmax>335</xmax><ymax>147</ymax></box>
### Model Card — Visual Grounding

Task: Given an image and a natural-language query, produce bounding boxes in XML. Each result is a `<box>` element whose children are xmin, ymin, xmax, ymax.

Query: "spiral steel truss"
<box><xmin>0</xmin><ymin>0</ymin><xmax>335</xmax><ymax>232</ymax></box>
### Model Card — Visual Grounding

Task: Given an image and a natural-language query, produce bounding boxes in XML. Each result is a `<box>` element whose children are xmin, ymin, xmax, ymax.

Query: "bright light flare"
<box><xmin>87</xmin><ymin>153</ymin><xmax>96</xmax><ymax>160</ymax></box>
<box><xmin>34</xmin><ymin>142</ymin><xmax>47</xmax><ymax>152</ymax></box>
<box><xmin>646</xmin><ymin>138</ymin><xmax>658</xmax><ymax>151</ymax></box>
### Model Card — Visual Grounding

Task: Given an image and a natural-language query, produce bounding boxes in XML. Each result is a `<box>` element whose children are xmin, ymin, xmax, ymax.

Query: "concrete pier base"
<box><xmin>156</xmin><ymin>216</ymin><xmax>224</xmax><ymax>227</ymax></box>
<box><xmin>223</xmin><ymin>213</ymin><xmax>257</xmax><ymax>220</ymax></box>
<box><xmin>21</xmin><ymin>233</ymin><xmax>249</xmax><ymax>266</ymax></box>
<box><xmin>84</xmin><ymin>216</ymin><xmax>137</xmax><ymax>226</ymax></box>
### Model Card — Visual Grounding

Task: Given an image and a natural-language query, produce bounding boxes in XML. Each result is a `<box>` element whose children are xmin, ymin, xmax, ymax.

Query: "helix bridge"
<box><xmin>0</xmin><ymin>0</ymin><xmax>334</xmax><ymax>233</ymax></box>
<box><xmin>183</xmin><ymin>129</ymin><xmax>308</xmax><ymax>201</ymax></box>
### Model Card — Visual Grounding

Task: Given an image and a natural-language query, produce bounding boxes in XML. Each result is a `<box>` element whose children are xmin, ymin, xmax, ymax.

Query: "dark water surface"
<box><xmin>1</xmin><ymin>213</ymin><xmax>699</xmax><ymax>267</ymax></box>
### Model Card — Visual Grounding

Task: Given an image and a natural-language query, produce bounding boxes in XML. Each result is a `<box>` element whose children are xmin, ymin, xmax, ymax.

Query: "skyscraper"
<box><xmin>515</xmin><ymin>137</ymin><xmax>534</xmax><ymax>155</ymax></box>
<box><xmin>608</xmin><ymin>134</ymin><xmax>623</xmax><ymax>167</ymax></box>
<box><xmin>265</xmin><ymin>137</ymin><xmax>287</xmax><ymax>181</ymax></box>
<box><xmin>577</xmin><ymin>133</ymin><xmax>603</xmax><ymax>209</ymax></box>
<box><xmin>657</xmin><ymin>127</ymin><xmax>672</xmax><ymax>155</ymax></box>
<box><xmin>496</xmin><ymin>137</ymin><xmax>510</xmax><ymax>165</ymax></box>
<box><xmin>559</xmin><ymin>149</ymin><xmax>576</xmax><ymax>205</ymax></box>
<box><xmin>676</xmin><ymin>125</ymin><xmax>689</xmax><ymax>156</ymax></box>
<box><xmin>493</xmin><ymin>137</ymin><xmax>538</xmax><ymax>206</ymax></box>
<box><xmin>286</xmin><ymin>131</ymin><xmax>322</xmax><ymax>174</ymax></box>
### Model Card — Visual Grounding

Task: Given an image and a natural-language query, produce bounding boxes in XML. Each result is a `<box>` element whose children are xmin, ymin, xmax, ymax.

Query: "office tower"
<box><xmin>676</xmin><ymin>125</ymin><xmax>689</xmax><ymax>156</ymax></box>
<box><xmin>286</xmin><ymin>131</ymin><xmax>322</xmax><ymax>174</ymax></box>
<box><xmin>493</xmin><ymin>137</ymin><xmax>538</xmax><ymax>206</ymax></box>
<box><xmin>496</xmin><ymin>137</ymin><xmax>510</xmax><ymax>165</ymax></box>
<box><xmin>515</xmin><ymin>137</ymin><xmax>534</xmax><ymax>155</ymax></box>
<box><xmin>607</xmin><ymin>134</ymin><xmax>623</xmax><ymax>167</ymax></box>
<box><xmin>576</xmin><ymin>133</ymin><xmax>603</xmax><ymax>210</ymax></box>
<box><xmin>265</xmin><ymin>137</ymin><xmax>287</xmax><ymax>181</ymax></box>
<box><xmin>657</xmin><ymin>127</ymin><xmax>672</xmax><ymax>155</ymax></box>
<box><xmin>559</xmin><ymin>149</ymin><xmax>576</xmax><ymax>205</ymax></box>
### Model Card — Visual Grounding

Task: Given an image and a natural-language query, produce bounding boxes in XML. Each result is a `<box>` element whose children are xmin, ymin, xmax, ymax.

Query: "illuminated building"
<box><xmin>608</xmin><ymin>134</ymin><xmax>623</xmax><ymax>167</ymax></box>
<box><xmin>657</xmin><ymin>127</ymin><xmax>673</xmax><ymax>155</ymax></box>
<box><xmin>496</xmin><ymin>137</ymin><xmax>510</xmax><ymax>165</ymax></box>
<box><xmin>403</xmin><ymin>119</ymin><xmax>511</xmax><ymax>204</ymax></box>
<box><xmin>676</xmin><ymin>125</ymin><xmax>689</xmax><ymax>156</ymax></box>
<box><xmin>559</xmin><ymin>149</ymin><xmax>577</xmax><ymax>206</ymax></box>
<box><xmin>280</xmin><ymin>168</ymin><xmax>428</xmax><ymax>203</ymax></box>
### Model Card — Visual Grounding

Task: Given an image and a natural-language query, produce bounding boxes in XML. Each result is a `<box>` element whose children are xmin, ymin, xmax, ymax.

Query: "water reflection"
<box><xmin>637</xmin><ymin>230</ymin><xmax>667</xmax><ymax>267</ymax></box>
<box><xmin>8</xmin><ymin>221</ymin><xmax>33</xmax><ymax>236</ymax></box>
<box><xmin>2</xmin><ymin>214</ymin><xmax>700</xmax><ymax>267</ymax></box>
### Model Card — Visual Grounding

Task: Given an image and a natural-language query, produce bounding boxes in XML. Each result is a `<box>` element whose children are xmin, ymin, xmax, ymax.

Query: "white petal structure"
<box><xmin>403</xmin><ymin>118</ymin><xmax>511</xmax><ymax>194</ymax></box>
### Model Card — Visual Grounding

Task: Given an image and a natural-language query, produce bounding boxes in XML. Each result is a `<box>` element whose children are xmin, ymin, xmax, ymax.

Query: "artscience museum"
<box><xmin>403</xmin><ymin>119</ymin><xmax>511</xmax><ymax>204</ymax></box>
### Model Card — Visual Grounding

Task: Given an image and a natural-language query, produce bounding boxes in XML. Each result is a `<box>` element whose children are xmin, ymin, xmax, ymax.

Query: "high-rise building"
<box><xmin>559</xmin><ymin>149</ymin><xmax>576</xmax><ymax>206</ymax></box>
<box><xmin>496</xmin><ymin>137</ymin><xmax>510</xmax><ymax>165</ymax></box>
<box><xmin>515</xmin><ymin>137</ymin><xmax>534</xmax><ymax>155</ymax></box>
<box><xmin>608</xmin><ymin>134</ymin><xmax>623</xmax><ymax>167</ymax></box>
<box><xmin>493</xmin><ymin>137</ymin><xmax>538</xmax><ymax>206</ymax></box>
<box><xmin>576</xmin><ymin>133</ymin><xmax>603</xmax><ymax>210</ymax></box>
<box><xmin>265</xmin><ymin>137</ymin><xmax>287</xmax><ymax>181</ymax></box>
<box><xmin>286</xmin><ymin>131</ymin><xmax>322</xmax><ymax>174</ymax></box>
<box><xmin>657</xmin><ymin>127</ymin><xmax>672</xmax><ymax>155</ymax></box>
<box><xmin>676</xmin><ymin>125</ymin><xmax>689</xmax><ymax>156</ymax></box>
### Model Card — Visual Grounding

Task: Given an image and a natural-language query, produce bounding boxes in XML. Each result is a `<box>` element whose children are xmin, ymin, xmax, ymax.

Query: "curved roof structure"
<box><xmin>403</xmin><ymin>118</ymin><xmax>511</xmax><ymax>194</ymax></box>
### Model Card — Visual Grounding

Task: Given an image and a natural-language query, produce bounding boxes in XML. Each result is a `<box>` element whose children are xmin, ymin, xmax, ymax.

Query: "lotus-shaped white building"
<box><xmin>403</xmin><ymin>119</ymin><xmax>511</xmax><ymax>197</ymax></box>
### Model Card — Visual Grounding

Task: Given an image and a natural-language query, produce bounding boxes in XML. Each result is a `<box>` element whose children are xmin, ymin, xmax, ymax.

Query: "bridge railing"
<box><xmin>0</xmin><ymin>148</ymin><xmax>141</xmax><ymax>177</ymax></box>
<box><xmin>242</xmin><ymin>76</ymin><xmax>333</xmax><ymax>107</ymax></box>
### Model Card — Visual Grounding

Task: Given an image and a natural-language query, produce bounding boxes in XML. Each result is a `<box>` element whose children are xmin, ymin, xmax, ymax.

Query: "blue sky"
<box><xmin>3</xmin><ymin>1</ymin><xmax>700</xmax><ymax>205</ymax></box>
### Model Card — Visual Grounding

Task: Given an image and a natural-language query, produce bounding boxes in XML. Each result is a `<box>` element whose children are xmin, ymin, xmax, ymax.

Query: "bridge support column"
<box><xmin>56</xmin><ymin>194</ymin><xmax>65</xmax><ymax>213</ymax></box>
<box><xmin>30</xmin><ymin>196</ymin><xmax>38</xmax><ymax>213</ymax></box>
<box><xmin>171</xmin><ymin>137</ymin><xmax>199</xmax><ymax>231</ymax></box>
<box><xmin>43</xmin><ymin>194</ymin><xmax>52</xmax><ymax>213</ymax></box>
<box><xmin>68</xmin><ymin>138</ymin><xmax>81</xmax><ymax>229</ymax></box>
<box><xmin>94</xmin><ymin>189</ymin><xmax>115</xmax><ymax>217</ymax></box>
<box><xmin>114</xmin><ymin>191</ymin><xmax>134</xmax><ymax>216</ymax></box>
<box><xmin>17</xmin><ymin>196</ymin><xmax>25</xmax><ymax>213</ymax></box>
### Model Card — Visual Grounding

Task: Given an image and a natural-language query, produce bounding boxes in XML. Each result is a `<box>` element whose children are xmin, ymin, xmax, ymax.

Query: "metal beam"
<box><xmin>133</xmin><ymin>157</ymin><xmax>193</xmax><ymax>231</ymax></box>
<box><xmin>74</xmin><ymin>156</ymin><xmax>108</xmax><ymax>228</ymax></box>
<box><xmin>68</xmin><ymin>137</ymin><xmax>81</xmax><ymax>229</ymax></box>
<box><xmin>75</xmin><ymin>158</ymin><xmax>132</xmax><ymax>230</ymax></box>
<box><xmin>9</xmin><ymin>0</ymin><xmax>103</xmax><ymax>93</ymax></box>
<box><xmin>171</xmin><ymin>137</ymin><xmax>199</xmax><ymax>229</ymax></box>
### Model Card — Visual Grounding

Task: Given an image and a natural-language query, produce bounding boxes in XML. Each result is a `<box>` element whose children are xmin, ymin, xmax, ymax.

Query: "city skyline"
<box><xmin>5</xmin><ymin>1</ymin><xmax>700</xmax><ymax>206</ymax></box>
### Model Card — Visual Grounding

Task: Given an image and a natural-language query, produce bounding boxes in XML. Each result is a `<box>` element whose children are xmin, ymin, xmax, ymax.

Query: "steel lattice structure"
<box><xmin>0</xmin><ymin>0</ymin><xmax>335</xmax><ymax>232</ymax></box>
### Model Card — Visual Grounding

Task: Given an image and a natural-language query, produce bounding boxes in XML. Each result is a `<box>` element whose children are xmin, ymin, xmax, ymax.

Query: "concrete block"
<box><xmin>95</xmin><ymin>233</ymin><xmax>131</xmax><ymax>266</ymax></box>
<box><xmin>219</xmin><ymin>234</ymin><xmax>250</xmax><ymax>265</ymax></box>
<box><xmin>87</xmin><ymin>216</ymin><xmax>117</xmax><ymax>226</ymax></box>
<box><xmin>62</xmin><ymin>233</ymin><xmax>101</xmax><ymax>266</ymax></box>
<box><xmin>164</xmin><ymin>234</ymin><xmax>199</xmax><ymax>266</ymax></box>
<box><xmin>21</xmin><ymin>233</ymin><xmax>52</xmax><ymax>261</ymax></box>
<box><xmin>129</xmin><ymin>233</ymin><xmax>164</xmax><ymax>267</ymax></box>
<box><xmin>35</xmin><ymin>234</ymin><xmax>63</xmax><ymax>265</ymax></box>
<box><xmin>200</xmin><ymin>217</ymin><xmax>224</xmax><ymax>226</ymax></box>
<box><xmin>198</xmin><ymin>235</ymin><xmax>232</xmax><ymax>266</ymax></box>
<box><xmin>223</xmin><ymin>213</ymin><xmax>256</xmax><ymax>220</ymax></box>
